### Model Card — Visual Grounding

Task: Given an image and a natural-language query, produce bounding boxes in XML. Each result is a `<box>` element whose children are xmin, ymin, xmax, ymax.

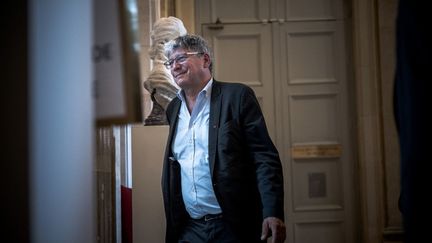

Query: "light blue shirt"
<box><xmin>172</xmin><ymin>79</ymin><xmax>222</xmax><ymax>219</ymax></box>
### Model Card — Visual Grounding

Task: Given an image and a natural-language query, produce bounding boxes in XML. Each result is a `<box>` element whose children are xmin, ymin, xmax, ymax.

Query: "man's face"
<box><xmin>167</xmin><ymin>49</ymin><xmax>208</xmax><ymax>89</ymax></box>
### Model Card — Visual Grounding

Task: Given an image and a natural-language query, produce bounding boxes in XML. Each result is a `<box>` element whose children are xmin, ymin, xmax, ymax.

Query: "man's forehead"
<box><xmin>169</xmin><ymin>48</ymin><xmax>188</xmax><ymax>58</ymax></box>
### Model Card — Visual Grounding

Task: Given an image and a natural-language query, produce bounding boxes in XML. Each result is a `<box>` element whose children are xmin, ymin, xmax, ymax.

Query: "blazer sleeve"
<box><xmin>239</xmin><ymin>85</ymin><xmax>285</xmax><ymax>220</ymax></box>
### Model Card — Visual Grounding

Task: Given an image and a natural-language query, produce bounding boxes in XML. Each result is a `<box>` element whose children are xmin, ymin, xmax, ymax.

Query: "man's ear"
<box><xmin>202</xmin><ymin>53</ymin><xmax>211</xmax><ymax>69</ymax></box>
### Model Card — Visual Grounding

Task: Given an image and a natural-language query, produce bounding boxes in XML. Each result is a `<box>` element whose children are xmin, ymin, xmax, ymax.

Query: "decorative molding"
<box><xmin>351</xmin><ymin>0</ymin><xmax>386</xmax><ymax>242</ymax></box>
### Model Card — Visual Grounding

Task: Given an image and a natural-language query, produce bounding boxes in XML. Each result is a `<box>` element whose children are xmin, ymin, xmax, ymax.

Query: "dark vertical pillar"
<box><xmin>394</xmin><ymin>1</ymin><xmax>430</xmax><ymax>242</ymax></box>
<box><xmin>1</xmin><ymin>0</ymin><xmax>30</xmax><ymax>242</ymax></box>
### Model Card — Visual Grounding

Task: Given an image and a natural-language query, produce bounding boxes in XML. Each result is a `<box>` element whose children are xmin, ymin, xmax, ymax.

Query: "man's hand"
<box><xmin>261</xmin><ymin>217</ymin><xmax>286</xmax><ymax>243</ymax></box>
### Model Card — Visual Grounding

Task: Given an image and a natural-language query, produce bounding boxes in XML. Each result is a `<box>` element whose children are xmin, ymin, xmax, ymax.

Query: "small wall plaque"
<box><xmin>308</xmin><ymin>172</ymin><xmax>327</xmax><ymax>198</ymax></box>
<box><xmin>292</xmin><ymin>144</ymin><xmax>342</xmax><ymax>159</ymax></box>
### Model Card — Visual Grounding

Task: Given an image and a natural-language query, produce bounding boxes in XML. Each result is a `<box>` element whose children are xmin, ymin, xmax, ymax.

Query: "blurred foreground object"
<box><xmin>94</xmin><ymin>0</ymin><xmax>142</xmax><ymax>125</ymax></box>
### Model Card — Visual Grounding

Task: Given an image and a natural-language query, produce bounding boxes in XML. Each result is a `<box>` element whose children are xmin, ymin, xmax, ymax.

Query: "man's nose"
<box><xmin>172</xmin><ymin>60</ymin><xmax>181</xmax><ymax>69</ymax></box>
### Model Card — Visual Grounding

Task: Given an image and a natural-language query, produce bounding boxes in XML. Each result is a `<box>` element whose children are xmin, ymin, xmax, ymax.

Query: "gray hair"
<box><xmin>164</xmin><ymin>34</ymin><xmax>214</xmax><ymax>73</ymax></box>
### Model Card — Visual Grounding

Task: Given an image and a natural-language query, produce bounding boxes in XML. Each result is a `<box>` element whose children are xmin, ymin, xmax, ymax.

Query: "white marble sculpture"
<box><xmin>143</xmin><ymin>17</ymin><xmax>186</xmax><ymax>125</ymax></box>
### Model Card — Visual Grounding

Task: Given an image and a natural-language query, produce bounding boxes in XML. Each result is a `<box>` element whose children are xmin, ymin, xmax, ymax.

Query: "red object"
<box><xmin>121</xmin><ymin>186</ymin><xmax>132</xmax><ymax>243</ymax></box>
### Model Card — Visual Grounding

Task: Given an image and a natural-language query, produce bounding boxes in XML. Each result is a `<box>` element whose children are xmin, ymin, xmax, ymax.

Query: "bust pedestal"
<box><xmin>131</xmin><ymin>125</ymin><xmax>168</xmax><ymax>243</ymax></box>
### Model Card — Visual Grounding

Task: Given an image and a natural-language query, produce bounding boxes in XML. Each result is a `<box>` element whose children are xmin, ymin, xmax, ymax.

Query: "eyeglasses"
<box><xmin>163</xmin><ymin>52</ymin><xmax>203</xmax><ymax>69</ymax></box>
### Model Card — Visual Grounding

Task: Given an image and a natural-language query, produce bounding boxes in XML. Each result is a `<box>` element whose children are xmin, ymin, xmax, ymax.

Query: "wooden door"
<box><xmin>197</xmin><ymin>1</ymin><xmax>356</xmax><ymax>242</ymax></box>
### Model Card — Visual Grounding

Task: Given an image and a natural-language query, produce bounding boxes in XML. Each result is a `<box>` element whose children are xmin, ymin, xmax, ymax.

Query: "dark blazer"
<box><xmin>161</xmin><ymin>80</ymin><xmax>285</xmax><ymax>243</ymax></box>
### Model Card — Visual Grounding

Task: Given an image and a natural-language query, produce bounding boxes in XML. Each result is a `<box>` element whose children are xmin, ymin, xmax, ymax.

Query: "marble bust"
<box><xmin>143</xmin><ymin>17</ymin><xmax>186</xmax><ymax>125</ymax></box>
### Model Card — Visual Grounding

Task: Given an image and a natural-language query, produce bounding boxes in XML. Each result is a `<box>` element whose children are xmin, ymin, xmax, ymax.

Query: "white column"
<box><xmin>137</xmin><ymin>0</ymin><xmax>160</xmax><ymax>119</ymax></box>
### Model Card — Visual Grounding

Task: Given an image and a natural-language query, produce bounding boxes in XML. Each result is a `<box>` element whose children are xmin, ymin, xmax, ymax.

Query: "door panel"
<box><xmin>294</xmin><ymin>221</ymin><xmax>344</xmax><ymax>243</ymax></box>
<box><xmin>202</xmin><ymin>23</ymin><xmax>277</xmax><ymax>139</ymax></box>
<box><xmin>274</xmin><ymin>0</ymin><xmax>343</xmax><ymax>21</ymax></box>
<box><xmin>197</xmin><ymin>0</ymin><xmax>270</xmax><ymax>23</ymax></box>
<box><xmin>279</xmin><ymin>20</ymin><xmax>355</xmax><ymax>243</ymax></box>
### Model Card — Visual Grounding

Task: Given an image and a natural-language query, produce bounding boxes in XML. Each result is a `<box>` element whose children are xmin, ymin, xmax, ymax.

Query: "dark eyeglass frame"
<box><xmin>163</xmin><ymin>52</ymin><xmax>204</xmax><ymax>69</ymax></box>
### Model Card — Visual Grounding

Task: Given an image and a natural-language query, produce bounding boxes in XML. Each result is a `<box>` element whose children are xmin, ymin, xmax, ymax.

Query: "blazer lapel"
<box><xmin>166</xmin><ymin>98</ymin><xmax>181</xmax><ymax>157</ymax></box>
<box><xmin>209</xmin><ymin>81</ymin><xmax>222</xmax><ymax>177</ymax></box>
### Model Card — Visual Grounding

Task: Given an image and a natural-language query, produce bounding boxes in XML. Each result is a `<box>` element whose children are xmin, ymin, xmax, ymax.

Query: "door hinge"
<box><xmin>207</xmin><ymin>17</ymin><xmax>224</xmax><ymax>30</ymax></box>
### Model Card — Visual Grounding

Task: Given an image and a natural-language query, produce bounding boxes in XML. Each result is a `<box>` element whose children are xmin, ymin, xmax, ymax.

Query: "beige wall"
<box><xmin>175</xmin><ymin>0</ymin><xmax>195</xmax><ymax>34</ymax></box>
<box><xmin>132</xmin><ymin>125</ymin><xmax>168</xmax><ymax>243</ymax></box>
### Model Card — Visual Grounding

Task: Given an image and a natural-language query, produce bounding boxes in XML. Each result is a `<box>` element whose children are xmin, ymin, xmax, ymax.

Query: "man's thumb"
<box><xmin>261</xmin><ymin>222</ymin><xmax>269</xmax><ymax>240</ymax></box>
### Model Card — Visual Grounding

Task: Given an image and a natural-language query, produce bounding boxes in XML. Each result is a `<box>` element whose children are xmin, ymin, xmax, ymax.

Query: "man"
<box><xmin>161</xmin><ymin>34</ymin><xmax>286</xmax><ymax>243</ymax></box>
